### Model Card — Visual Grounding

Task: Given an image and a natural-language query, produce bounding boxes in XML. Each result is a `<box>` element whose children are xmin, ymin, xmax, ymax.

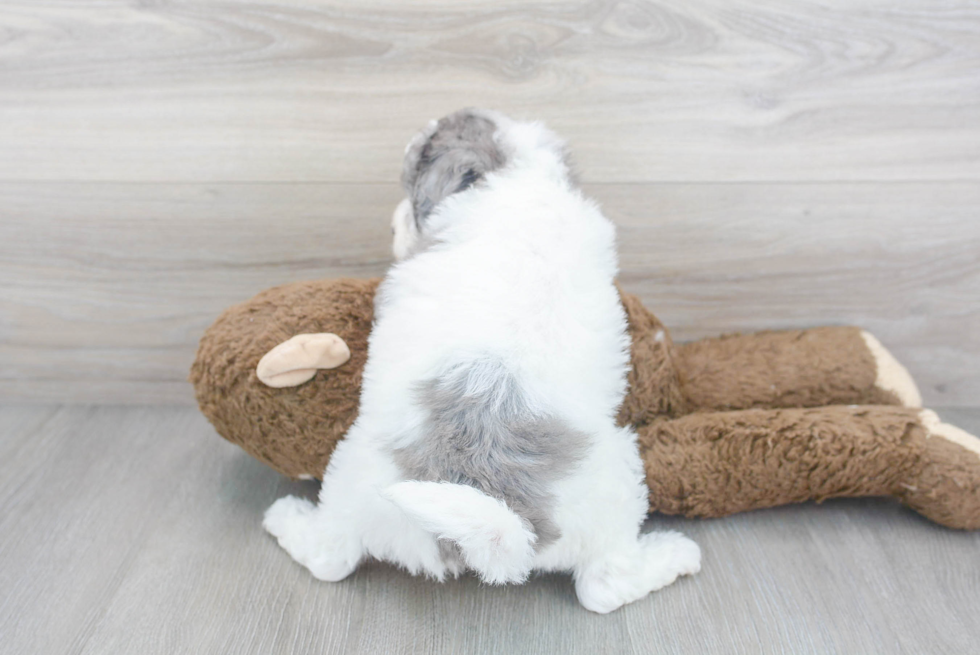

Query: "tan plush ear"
<box><xmin>256</xmin><ymin>333</ymin><xmax>351</xmax><ymax>388</ymax></box>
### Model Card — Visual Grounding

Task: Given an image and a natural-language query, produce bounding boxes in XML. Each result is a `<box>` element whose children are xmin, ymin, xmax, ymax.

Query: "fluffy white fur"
<box><xmin>382</xmin><ymin>481</ymin><xmax>538</xmax><ymax>585</ymax></box>
<box><xmin>264</xmin><ymin>112</ymin><xmax>700</xmax><ymax>613</ymax></box>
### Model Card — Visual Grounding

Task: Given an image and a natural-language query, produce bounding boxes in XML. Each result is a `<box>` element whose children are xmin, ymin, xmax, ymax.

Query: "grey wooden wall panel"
<box><xmin>1</xmin><ymin>405</ymin><xmax>978</xmax><ymax>655</ymax></box>
<box><xmin>602</xmin><ymin>182</ymin><xmax>980</xmax><ymax>407</ymax></box>
<box><xmin>1</xmin><ymin>181</ymin><xmax>977</xmax><ymax>406</ymax></box>
<box><xmin>0</xmin><ymin>1</ymin><xmax>978</xmax><ymax>183</ymax></box>
<box><xmin>0</xmin><ymin>182</ymin><xmax>396</xmax><ymax>404</ymax></box>
<box><xmin>1</xmin><ymin>1</ymin><xmax>978</xmax><ymax>405</ymax></box>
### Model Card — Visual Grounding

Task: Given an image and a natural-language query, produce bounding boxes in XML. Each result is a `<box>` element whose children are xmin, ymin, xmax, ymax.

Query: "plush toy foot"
<box><xmin>900</xmin><ymin>410</ymin><xmax>980</xmax><ymax>530</ymax></box>
<box><xmin>574</xmin><ymin>531</ymin><xmax>701</xmax><ymax>614</ymax></box>
<box><xmin>919</xmin><ymin>410</ymin><xmax>980</xmax><ymax>459</ymax></box>
<box><xmin>860</xmin><ymin>331</ymin><xmax>922</xmax><ymax>407</ymax></box>
<box><xmin>263</xmin><ymin>495</ymin><xmax>360</xmax><ymax>581</ymax></box>
<box><xmin>256</xmin><ymin>333</ymin><xmax>351</xmax><ymax>388</ymax></box>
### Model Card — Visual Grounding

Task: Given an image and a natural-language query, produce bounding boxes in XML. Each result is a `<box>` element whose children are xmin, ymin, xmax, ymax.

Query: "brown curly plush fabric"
<box><xmin>191</xmin><ymin>278</ymin><xmax>980</xmax><ymax>530</ymax></box>
<box><xmin>640</xmin><ymin>406</ymin><xmax>927</xmax><ymax>517</ymax></box>
<box><xmin>906</xmin><ymin>435</ymin><xmax>980</xmax><ymax>530</ymax></box>
<box><xmin>675</xmin><ymin>327</ymin><xmax>900</xmax><ymax>412</ymax></box>
<box><xmin>190</xmin><ymin>278</ymin><xmax>379</xmax><ymax>479</ymax></box>
<box><xmin>639</xmin><ymin>405</ymin><xmax>980</xmax><ymax>529</ymax></box>
<box><xmin>615</xmin><ymin>288</ymin><xmax>686</xmax><ymax>426</ymax></box>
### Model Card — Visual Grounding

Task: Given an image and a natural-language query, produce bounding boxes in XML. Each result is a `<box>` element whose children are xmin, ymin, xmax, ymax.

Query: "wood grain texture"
<box><xmin>3</xmin><ymin>3</ymin><xmax>977</xmax><ymax>652</ymax></box>
<box><xmin>0</xmin><ymin>182</ymin><xmax>396</xmax><ymax>404</ymax></box>
<box><xmin>2</xmin><ymin>1</ymin><xmax>978</xmax><ymax>405</ymax></box>
<box><xmin>2</xmin><ymin>181</ymin><xmax>977</xmax><ymax>405</ymax></box>
<box><xmin>1</xmin><ymin>405</ymin><xmax>979</xmax><ymax>654</ymax></box>
<box><xmin>0</xmin><ymin>1</ymin><xmax>978</xmax><ymax>182</ymax></box>
<box><xmin>602</xmin><ymin>182</ymin><xmax>980</xmax><ymax>408</ymax></box>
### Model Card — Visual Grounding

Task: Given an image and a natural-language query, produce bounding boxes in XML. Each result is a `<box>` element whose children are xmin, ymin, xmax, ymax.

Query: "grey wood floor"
<box><xmin>2</xmin><ymin>405</ymin><xmax>980</xmax><ymax>654</ymax></box>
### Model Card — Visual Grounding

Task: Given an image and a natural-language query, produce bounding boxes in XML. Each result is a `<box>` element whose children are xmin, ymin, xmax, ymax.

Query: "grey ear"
<box><xmin>401</xmin><ymin>118</ymin><xmax>440</xmax><ymax>197</ymax></box>
<box><xmin>401</xmin><ymin>109</ymin><xmax>507</xmax><ymax>226</ymax></box>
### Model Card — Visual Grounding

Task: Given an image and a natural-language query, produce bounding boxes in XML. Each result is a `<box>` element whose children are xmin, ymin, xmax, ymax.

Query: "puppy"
<box><xmin>264</xmin><ymin>108</ymin><xmax>700</xmax><ymax>613</ymax></box>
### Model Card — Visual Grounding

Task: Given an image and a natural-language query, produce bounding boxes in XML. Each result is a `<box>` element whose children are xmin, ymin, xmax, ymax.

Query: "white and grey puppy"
<box><xmin>264</xmin><ymin>109</ymin><xmax>700</xmax><ymax>613</ymax></box>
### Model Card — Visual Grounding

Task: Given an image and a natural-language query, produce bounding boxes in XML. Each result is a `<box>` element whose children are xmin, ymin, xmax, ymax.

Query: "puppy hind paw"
<box><xmin>575</xmin><ymin>532</ymin><xmax>702</xmax><ymax>614</ymax></box>
<box><xmin>575</xmin><ymin>575</ymin><xmax>632</xmax><ymax>615</ymax></box>
<box><xmin>263</xmin><ymin>495</ymin><xmax>316</xmax><ymax>540</ymax></box>
<box><xmin>263</xmin><ymin>496</ymin><xmax>359</xmax><ymax>582</ymax></box>
<box><xmin>262</xmin><ymin>495</ymin><xmax>319</xmax><ymax>566</ymax></box>
<box><xmin>303</xmin><ymin>551</ymin><xmax>359</xmax><ymax>582</ymax></box>
<box><xmin>640</xmin><ymin>530</ymin><xmax>702</xmax><ymax>581</ymax></box>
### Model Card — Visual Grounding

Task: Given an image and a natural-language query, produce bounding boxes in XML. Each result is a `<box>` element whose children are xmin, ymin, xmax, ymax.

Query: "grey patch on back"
<box><xmin>393</xmin><ymin>359</ymin><xmax>589</xmax><ymax>565</ymax></box>
<box><xmin>401</xmin><ymin>109</ymin><xmax>507</xmax><ymax>226</ymax></box>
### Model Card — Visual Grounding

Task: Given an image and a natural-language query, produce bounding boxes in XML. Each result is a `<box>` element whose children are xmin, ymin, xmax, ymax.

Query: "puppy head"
<box><xmin>391</xmin><ymin>108</ymin><xmax>569</xmax><ymax>260</ymax></box>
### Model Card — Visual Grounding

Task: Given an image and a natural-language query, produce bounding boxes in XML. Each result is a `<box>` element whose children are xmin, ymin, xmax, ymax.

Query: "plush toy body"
<box><xmin>191</xmin><ymin>278</ymin><xmax>980</xmax><ymax>530</ymax></box>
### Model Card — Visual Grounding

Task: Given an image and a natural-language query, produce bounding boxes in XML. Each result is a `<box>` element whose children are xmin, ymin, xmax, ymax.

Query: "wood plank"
<box><xmin>0</xmin><ymin>405</ymin><xmax>978</xmax><ymax>654</ymax></box>
<box><xmin>0</xmin><ymin>182</ymin><xmax>398</xmax><ymax>404</ymax></box>
<box><xmin>602</xmin><ymin>182</ymin><xmax>980</xmax><ymax>408</ymax></box>
<box><xmin>0</xmin><ymin>406</ymin><xmax>210</xmax><ymax>654</ymax></box>
<box><xmin>0</xmin><ymin>1</ymin><xmax>978</xmax><ymax>182</ymax></box>
<box><xmin>2</xmin><ymin>181</ymin><xmax>977</xmax><ymax>406</ymax></box>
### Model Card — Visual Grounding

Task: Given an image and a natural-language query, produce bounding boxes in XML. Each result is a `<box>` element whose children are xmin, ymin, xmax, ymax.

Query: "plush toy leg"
<box><xmin>903</xmin><ymin>410</ymin><xmax>980</xmax><ymax>529</ymax></box>
<box><xmin>674</xmin><ymin>327</ymin><xmax>921</xmax><ymax>413</ymax></box>
<box><xmin>638</xmin><ymin>406</ymin><xmax>980</xmax><ymax>529</ymax></box>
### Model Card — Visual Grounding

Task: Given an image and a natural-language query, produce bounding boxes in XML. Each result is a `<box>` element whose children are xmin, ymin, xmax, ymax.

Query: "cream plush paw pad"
<box><xmin>920</xmin><ymin>410</ymin><xmax>980</xmax><ymax>460</ymax></box>
<box><xmin>256</xmin><ymin>333</ymin><xmax>351</xmax><ymax>388</ymax></box>
<box><xmin>860</xmin><ymin>331</ymin><xmax>922</xmax><ymax>407</ymax></box>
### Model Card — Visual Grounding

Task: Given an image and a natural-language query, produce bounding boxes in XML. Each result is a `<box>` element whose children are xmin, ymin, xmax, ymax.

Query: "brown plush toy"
<box><xmin>190</xmin><ymin>278</ymin><xmax>980</xmax><ymax>530</ymax></box>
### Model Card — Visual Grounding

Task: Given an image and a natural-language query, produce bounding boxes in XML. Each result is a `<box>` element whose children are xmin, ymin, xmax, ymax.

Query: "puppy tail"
<box><xmin>382</xmin><ymin>481</ymin><xmax>536</xmax><ymax>584</ymax></box>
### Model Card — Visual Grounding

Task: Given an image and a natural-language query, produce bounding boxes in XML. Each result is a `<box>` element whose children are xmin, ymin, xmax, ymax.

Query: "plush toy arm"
<box><xmin>673</xmin><ymin>327</ymin><xmax>921</xmax><ymax>413</ymax></box>
<box><xmin>638</xmin><ymin>405</ymin><xmax>980</xmax><ymax>529</ymax></box>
